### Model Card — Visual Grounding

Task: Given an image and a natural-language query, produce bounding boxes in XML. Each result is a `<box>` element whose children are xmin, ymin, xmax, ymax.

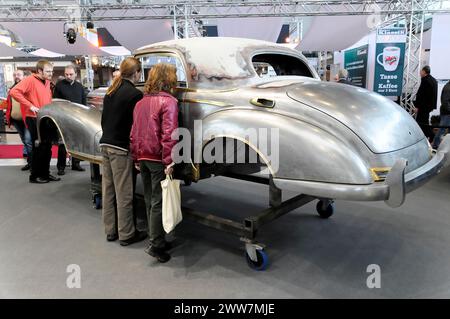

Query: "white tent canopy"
<box><xmin>30</xmin><ymin>48</ymin><xmax>65</xmax><ymax>58</ymax></box>
<box><xmin>99</xmin><ymin>46</ymin><xmax>131</xmax><ymax>56</ymax></box>
<box><xmin>99</xmin><ymin>20</ymin><xmax>174</xmax><ymax>52</ymax></box>
<box><xmin>297</xmin><ymin>16</ymin><xmax>371</xmax><ymax>51</ymax></box>
<box><xmin>2</xmin><ymin>22</ymin><xmax>108</xmax><ymax>56</ymax></box>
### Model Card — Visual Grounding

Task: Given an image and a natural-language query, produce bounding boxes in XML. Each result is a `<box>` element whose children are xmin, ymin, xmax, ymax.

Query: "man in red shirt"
<box><xmin>10</xmin><ymin>60</ymin><xmax>60</xmax><ymax>184</ymax></box>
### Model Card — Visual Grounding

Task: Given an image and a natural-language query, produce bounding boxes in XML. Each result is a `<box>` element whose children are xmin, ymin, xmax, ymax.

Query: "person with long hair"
<box><xmin>130</xmin><ymin>63</ymin><xmax>179</xmax><ymax>263</ymax></box>
<box><xmin>99</xmin><ymin>57</ymin><xmax>147</xmax><ymax>246</ymax></box>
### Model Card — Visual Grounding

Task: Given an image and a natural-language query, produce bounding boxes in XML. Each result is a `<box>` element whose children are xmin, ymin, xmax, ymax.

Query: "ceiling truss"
<box><xmin>0</xmin><ymin>1</ymin><xmax>448</xmax><ymax>22</ymax></box>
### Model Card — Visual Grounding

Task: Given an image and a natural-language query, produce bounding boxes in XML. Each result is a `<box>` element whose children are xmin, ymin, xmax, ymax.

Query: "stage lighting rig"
<box><xmin>63</xmin><ymin>22</ymin><xmax>77</xmax><ymax>44</ymax></box>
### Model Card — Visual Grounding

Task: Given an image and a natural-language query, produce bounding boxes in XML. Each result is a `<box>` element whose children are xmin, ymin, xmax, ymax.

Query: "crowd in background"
<box><xmin>2</xmin><ymin>58</ymin><xmax>179</xmax><ymax>263</ymax></box>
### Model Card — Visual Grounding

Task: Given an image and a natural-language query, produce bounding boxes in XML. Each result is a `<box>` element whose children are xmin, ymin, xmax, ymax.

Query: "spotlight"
<box><xmin>66</xmin><ymin>28</ymin><xmax>77</xmax><ymax>44</ymax></box>
<box><xmin>86</xmin><ymin>21</ymin><xmax>94</xmax><ymax>29</ymax></box>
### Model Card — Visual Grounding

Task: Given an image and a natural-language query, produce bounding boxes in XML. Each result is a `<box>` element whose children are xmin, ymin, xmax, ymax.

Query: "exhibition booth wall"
<box><xmin>332</xmin><ymin>14</ymin><xmax>450</xmax><ymax>110</ymax></box>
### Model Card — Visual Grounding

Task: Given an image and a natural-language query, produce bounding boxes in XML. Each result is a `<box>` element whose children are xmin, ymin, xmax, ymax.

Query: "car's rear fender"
<box><xmin>198</xmin><ymin>109</ymin><xmax>373</xmax><ymax>184</ymax></box>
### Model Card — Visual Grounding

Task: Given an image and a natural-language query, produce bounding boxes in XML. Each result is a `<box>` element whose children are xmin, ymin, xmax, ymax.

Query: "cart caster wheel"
<box><xmin>93</xmin><ymin>194</ymin><xmax>102</xmax><ymax>210</ymax></box>
<box><xmin>316</xmin><ymin>200</ymin><xmax>334</xmax><ymax>219</ymax></box>
<box><xmin>246</xmin><ymin>249</ymin><xmax>269</xmax><ymax>271</ymax></box>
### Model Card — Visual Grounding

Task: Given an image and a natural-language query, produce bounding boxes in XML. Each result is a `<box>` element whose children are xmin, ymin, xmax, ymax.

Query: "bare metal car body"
<box><xmin>38</xmin><ymin>37</ymin><xmax>450</xmax><ymax>208</ymax></box>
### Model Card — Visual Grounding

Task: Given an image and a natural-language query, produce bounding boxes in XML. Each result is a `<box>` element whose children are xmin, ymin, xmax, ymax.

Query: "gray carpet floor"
<box><xmin>0</xmin><ymin>164</ymin><xmax>449</xmax><ymax>298</ymax></box>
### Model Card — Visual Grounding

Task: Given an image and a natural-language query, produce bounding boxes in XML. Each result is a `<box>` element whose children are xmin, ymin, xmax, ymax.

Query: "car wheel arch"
<box><xmin>38</xmin><ymin>115</ymin><xmax>68</xmax><ymax>150</ymax></box>
<box><xmin>200</xmin><ymin>134</ymin><xmax>276</xmax><ymax>177</ymax></box>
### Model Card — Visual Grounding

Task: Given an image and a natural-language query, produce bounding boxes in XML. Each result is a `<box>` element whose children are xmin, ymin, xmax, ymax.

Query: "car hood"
<box><xmin>286</xmin><ymin>81</ymin><xmax>424</xmax><ymax>154</ymax></box>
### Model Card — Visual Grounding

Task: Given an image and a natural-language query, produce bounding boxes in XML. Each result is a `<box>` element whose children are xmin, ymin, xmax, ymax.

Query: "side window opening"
<box><xmin>139</xmin><ymin>54</ymin><xmax>187</xmax><ymax>88</ymax></box>
<box><xmin>252</xmin><ymin>54</ymin><xmax>313</xmax><ymax>78</ymax></box>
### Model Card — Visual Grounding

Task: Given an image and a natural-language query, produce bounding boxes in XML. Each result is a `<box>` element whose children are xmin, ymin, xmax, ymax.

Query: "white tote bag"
<box><xmin>161</xmin><ymin>174</ymin><xmax>182</xmax><ymax>233</ymax></box>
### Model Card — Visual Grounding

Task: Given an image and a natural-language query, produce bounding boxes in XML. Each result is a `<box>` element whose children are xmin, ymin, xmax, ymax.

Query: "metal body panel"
<box><xmin>36</xmin><ymin>37</ymin><xmax>448</xmax><ymax>206</ymax></box>
<box><xmin>38</xmin><ymin>99</ymin><xmax>102</xmax><ymax>163</ymax></box>
<box><xmin>273</xmin><ymin>135</ymin><xmax>450</xmax><ymax>207</ymax></box>
<box><xmin>286</xmin><ymin>81</ymin><xmax>423</xmax><ymax>154</ymax></box>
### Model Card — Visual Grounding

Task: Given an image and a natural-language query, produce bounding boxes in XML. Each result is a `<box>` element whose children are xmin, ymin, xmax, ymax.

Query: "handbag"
<box><xmin>11</xmin><ymin>98</ymin><xmax>22</xmax><ymax>121</ymax></box>
<box><xmin>161</xmin><ymin>174</ymin><xmax>182</xmax><ymax>233</ymax></box>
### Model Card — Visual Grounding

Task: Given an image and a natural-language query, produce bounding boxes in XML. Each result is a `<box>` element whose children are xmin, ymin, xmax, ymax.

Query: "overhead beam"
<box><xmin>0</xmin><ymin>1</ymin><xmax>449</xmax><ymax>22</ymax></box>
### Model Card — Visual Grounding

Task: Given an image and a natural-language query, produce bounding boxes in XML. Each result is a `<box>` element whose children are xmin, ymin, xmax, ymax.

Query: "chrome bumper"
<box><xmin>273</xmin><ymin>135</ymin><xmax>450</xmax><ymax>208</ymax></box>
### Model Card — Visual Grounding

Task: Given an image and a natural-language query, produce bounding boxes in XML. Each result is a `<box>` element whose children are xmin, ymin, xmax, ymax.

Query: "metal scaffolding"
<box><xmin>400</xmin><ymin>0</ymin><xmax>430</xmax><ymax>114</ymax></box>
<box><xmin>172</xmin><ymin>2</ymin><xmax>205</xmax><ymax>39</ymax></box>
<box><xmin>0</xmin><ymin>1</ymin><xmax>449</xmax><ymax>22</ymax></box>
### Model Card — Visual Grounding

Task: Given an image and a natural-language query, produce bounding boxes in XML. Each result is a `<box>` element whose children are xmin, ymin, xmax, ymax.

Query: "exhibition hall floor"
<box><xmin>0</xmin><ymin>163</ymin><xmax>450</xmax><ymax>298</ymax></box>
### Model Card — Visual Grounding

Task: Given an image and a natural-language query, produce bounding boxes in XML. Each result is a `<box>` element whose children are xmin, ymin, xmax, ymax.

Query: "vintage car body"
<box><xmin>38</xmin><ymin>37</ymin><xmax>450</xmax><ymax>208</ymax></box>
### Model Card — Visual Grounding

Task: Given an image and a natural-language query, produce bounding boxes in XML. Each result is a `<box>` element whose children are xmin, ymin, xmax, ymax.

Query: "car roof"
<box><xmin>134</xmin><ymin>37</ymin><xmax>308</xmax><ymax>89</ymax></box>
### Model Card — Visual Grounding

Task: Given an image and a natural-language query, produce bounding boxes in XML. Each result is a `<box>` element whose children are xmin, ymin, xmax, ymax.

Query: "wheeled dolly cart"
<box><xmin>88</xmin><ymin>163</ymin><xmax>335</xmax><ymax>270</ymax></box>
<box><xmin>181</xmin><ymin>173</ymin><xmax>335</xmax><ymax>271</ymax></box>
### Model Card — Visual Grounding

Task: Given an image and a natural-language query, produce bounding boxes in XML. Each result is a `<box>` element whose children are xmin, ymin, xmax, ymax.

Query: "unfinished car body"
<box><xmin>38</xmin><ymin>37</ymin><xmax>449</xmax><ymax>209</ymax></box>
<box><xmin>37</xmin><ymin>37</ymin><xmax>450</xmax><ymax>270</ymax></box>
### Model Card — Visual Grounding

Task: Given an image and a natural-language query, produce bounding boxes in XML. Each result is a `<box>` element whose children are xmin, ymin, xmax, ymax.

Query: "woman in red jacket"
<box><xmin>130</xmin><ymin>63</ymin><xmax>179</xmax><ymax>263</ymax></box>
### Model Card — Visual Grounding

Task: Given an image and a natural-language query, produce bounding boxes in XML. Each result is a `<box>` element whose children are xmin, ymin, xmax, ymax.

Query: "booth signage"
<box><xmin>374</xmin><ymin>27</ymin><xmax>407</xmax><ymax>96</ymax></box>
<box><xmin>344</xmin><ymin>44</ymin><xmax>368</xmax><ymax>88</ymax></box>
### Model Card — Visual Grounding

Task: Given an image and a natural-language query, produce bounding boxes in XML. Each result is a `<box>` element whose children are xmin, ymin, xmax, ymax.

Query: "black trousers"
<box><xmin>57</xmin><ymin>144</ymin><xmax>81</xmax><ymax>170</ymax></box>
<box><xmin>416</xmin><ymin>110</ymin><xmax>434</xmax><ymax>141</ymax></box>
<box><xmin>26</xmin><ymin>117</ymin><xmax>52</xmax><ymax>179</ymax></box>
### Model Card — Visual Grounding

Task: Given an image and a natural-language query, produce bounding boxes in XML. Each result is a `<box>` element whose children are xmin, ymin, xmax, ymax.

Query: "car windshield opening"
<box><xmin>252</xmin><ymin>54</ymin><xmax>314</xmax><ymax>78</ymax></box>
<box><xmin>139</xmin><ymin>54</ymin><xmax>187</xmax><ymax>88</ymax></box>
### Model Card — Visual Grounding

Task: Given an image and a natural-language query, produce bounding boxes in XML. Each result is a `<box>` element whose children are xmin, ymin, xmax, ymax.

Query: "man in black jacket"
<box><xmin>53</xmin><ymin>64</ymin><xmax>87</xmax><ymax>175</ymax></box>
<box><xmin>432</xmin><ymin>80</ymin><xmax>450</xmax><ymax>149</ymax></box>
<box><xmin>335</xmin><ymin>68</ymin><xmax>354</xmax><ymax>86</ymax></box>
<box><xmin>414</xmin><ymin>65</ymin><xmax>438</xmax><ymax>140</ymax></box>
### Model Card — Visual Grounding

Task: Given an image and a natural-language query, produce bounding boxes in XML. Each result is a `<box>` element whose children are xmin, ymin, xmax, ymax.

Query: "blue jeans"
<box><xmin>433</xmin><ymin>115</ymin><xmax>450</xmax><ymax>149</ymax></box>
<box><xmin>11</xmin><ymin>118</ymin><xmax>32</xmax><ymax>162</ymax></box>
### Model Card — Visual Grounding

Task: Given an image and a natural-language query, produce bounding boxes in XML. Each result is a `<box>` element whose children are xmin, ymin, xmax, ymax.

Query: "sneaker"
<box><xmin>119</xmin><ymin>231</ymin><xmax>148</xmax><ymax>246</ymax></box>
<box><xmin>57</xmin><ymin>169</ymin><xmax>65</xmax><ymax>176</ymax></box>
<box><xmin>106</xmin><ymin>234</ymin><xmax>118</xmax><ymax>242</ymax></box>
<box><xmin>145</xmin><ymin>245</ymin><xmax>171</xmax><ymax>263</ymax></box>
<box><xmin>21</xmin><ymin>164</ymin><xmax>30</xmax><ymax>171</ymax></box>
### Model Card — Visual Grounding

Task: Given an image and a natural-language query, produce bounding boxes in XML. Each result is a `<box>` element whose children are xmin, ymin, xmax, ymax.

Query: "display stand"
<box><xmin>89</xmin><ymin>165</ymin><xmax>334</xmax><ymax>270</ymax></box>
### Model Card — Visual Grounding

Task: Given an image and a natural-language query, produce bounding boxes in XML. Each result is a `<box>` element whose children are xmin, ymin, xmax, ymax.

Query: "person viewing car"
<box><xmin>335</xmin><ymin>68</ymin><xmax>354</xmax><ymax>85</ymax></box>
<box><xmin>130</xmin><ymin>63</ymin><xmax>179</xmax><ymax>263</ymax></box>
<box><xmin>414</xmin><ymin>65</ymin><xmax>438</xmax><ymax>141</ymax></box>
<box><xmin>53</xmin><ymin>64</ymin><xmax>87</xmax><ymax>175</ymax></box>
<box><xmin>432</xmin><ymin>80</ymin><xmax>450</xmax><ymax>149</ymax></box>
<box><xmin>99</xmin><ymin>57</ymin><xmax>147</xmax><ymax>246</ymax></box>
<box><xmin>10</xmin><ymin>60</ymin><xmax>60</xmax><ymax>184</ymax></box>
<box><xmin>5</xmin><ymin>69</ymin><xmax>33</xmax><ymax>171</ymax></box>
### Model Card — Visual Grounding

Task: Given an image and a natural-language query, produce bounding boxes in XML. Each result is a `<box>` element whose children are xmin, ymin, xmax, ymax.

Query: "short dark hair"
<box><xmin>422</xmin><ymin>65</ymin><xmax>430</xmax><ymax>74</ymax></box>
